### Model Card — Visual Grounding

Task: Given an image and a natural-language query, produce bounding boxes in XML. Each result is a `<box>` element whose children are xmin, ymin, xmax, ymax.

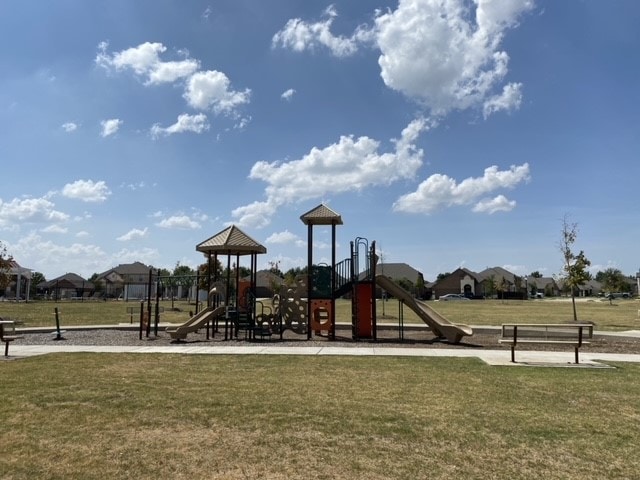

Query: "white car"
<box><xmin>438</xmin><ymin>294</ymin><xmax>470</xmax><ymax>301</ymax></box>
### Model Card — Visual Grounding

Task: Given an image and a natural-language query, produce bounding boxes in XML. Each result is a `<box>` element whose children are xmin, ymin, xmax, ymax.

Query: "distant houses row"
<box><xmin>2</xmin><ymin>260</ymin><xmax>638</xmax><ymax>302</ymax></box>
<box><xmin>37</xmin><ymin>262</ymin><xmax>160</xmax><ymax>300</ymax></box>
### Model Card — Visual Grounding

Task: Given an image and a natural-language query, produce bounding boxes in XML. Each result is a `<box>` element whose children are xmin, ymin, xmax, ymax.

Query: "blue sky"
<box><xmin>1</xmin><ymin>0</ymin><xmax>639</xmax><ymax>281</ymax></box>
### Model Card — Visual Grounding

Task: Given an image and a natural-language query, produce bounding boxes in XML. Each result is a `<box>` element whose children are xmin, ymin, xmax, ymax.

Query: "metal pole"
<box><xmin>307</xmin><ymin>224</ymin><xmax>313</xmax><ymax>340</ymax></box>
<box><xmin>146</xmin><ymin>268</ymin><xmax>152</xmax><ymax>338</ymax></box>
<box><xmin>330</xmin><ymin>222</ymin><xmax>336</xmax><ymax>341</ymax></box>
<box><xmin>371</xmin><ymin>240</ymin><xmax>377</xmax><ymax>341</ymax></box>
<box><xmin>154</xmin><ymin>276</ymin><xmax>160</xmax><ymax>337</ymax></box>
<box><xmin>225</xmin><ymin>255</ymin><xmax>231</xmax><ymax>340</ymax></box>
<box><xmin>139</xmin><ymin>300</ymin><xmax>144</xmax><ymax>340</ymax></box>
<box><xmin>53</xmin><ymin>307</ymin><xmax>65</xmax><ymax>341</ymax></box>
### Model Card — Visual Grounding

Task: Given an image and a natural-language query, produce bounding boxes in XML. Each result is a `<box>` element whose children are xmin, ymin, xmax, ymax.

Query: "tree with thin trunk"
<box><xmin>0</xmin><ymin>241</ymin><xmax>13</xmax><ymax>292</ymax></box>
<box><xmin>558</xmin><ymin>214</ymin><xmax>591</xmax><ymax>321</ymax></box>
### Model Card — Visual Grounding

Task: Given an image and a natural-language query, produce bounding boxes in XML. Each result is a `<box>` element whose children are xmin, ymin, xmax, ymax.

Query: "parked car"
<box><xmin>605</xmin><ymin>292</ymin><xmax>630</xmax><ymax>299</ymax></box>
<box><xmin>438</xmin><ymin>294</ymin><xmax>470</xmax><ymax>301</ymax></box>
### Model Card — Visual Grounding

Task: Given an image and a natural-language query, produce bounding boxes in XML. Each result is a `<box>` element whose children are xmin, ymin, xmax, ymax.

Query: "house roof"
<box><xmin>528</xmin><ymin>277</ymin><xmax>557</xmax><ymax>290</ymax></box>
<box><xmin>39</xmin><ymin>273</ymin><xmax>93</xmax><ymax>290</ymax></box>
<box><xmin>377</xmin><ymin>263</ymin><xmax>423</xmax><ymax>282</ymax></box>
<box><xmin>196</xmin><ymin>225</ymin><xmax>267</xmax><ymax>255</ymax></box>
<box><xmin>299</xmin><ymin>204</ymin><xmax>343</xmax><ymax>226</ymax></box>
<box><xmin>7</xmin><ymin>260</ymin><xmax>32</xmax><ymax>277</ymax></box>
<box><xmin>96</xmin><ymin>262</ymin><xmax>153</xmax><ymax>280</ymax></box>
<box><xmin>477</xmin><ymin>266</ymin><xmax>518</xmax><ymax>283</ymax></box>
<box><xmin>429</xmin><ymin>267</ymin><xmax>480</xmax><ymax>289</ymax></box>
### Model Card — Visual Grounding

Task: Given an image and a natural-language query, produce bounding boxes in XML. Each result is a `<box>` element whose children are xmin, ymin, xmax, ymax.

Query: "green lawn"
<box><xmin>1</xmin><ymin>354</ymin><xmax>639</xmax><ymax>479</ymax></box>
<box><xmin>1</xmin><ymin>297</ymin><xmax>639</xmax><ymax>330</ymax></box>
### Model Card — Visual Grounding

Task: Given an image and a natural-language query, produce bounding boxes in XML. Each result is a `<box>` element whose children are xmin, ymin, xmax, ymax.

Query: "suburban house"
<box><xmin>527</xmin><ymin>276</ymin><xmax>561</xmax><ymax>297</ymax></box>
<box><xmin>37</xmin><ymin>273</ymin><xmax>94</xmax><ymax>300</ymax></box>
<box><xmin>556</xmin><ymin>278</ymin><xmax>603</xmax><ymax>297</ymax></box>
<box><xmin>433</xmin><ymin>267</ymin><xmax>562</xmax><ymax>299</ymax></box>
<box><xmin>94</xmin><ymin>262</ymin><xmax>155</xmax><ymax>300</ymax></box>
<box><xmin>432</xmin><ymin>267</ymin><xmax>482</xmax><ymax>299</ymax></box>
<box><xmin>476</xmin><ymin>266</ymin><xmax>525</xmax><ymax>299</ymax></box>
<box><xmin>0</xmin><ymin>260</ymin><xmax>32</xmax><ymax>301</ymax></box>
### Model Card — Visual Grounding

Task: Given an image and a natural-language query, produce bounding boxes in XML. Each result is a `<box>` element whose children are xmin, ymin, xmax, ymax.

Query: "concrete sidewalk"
<box><xmin>7</xmin><ymin>343</ymin><xmax>640</xmax><ymax>368</ymax></box>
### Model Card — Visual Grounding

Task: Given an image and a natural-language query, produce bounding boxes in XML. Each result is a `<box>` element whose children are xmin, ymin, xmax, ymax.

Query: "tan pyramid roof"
<box><xmin>196</xmin><ymin>225</ymin><xmax>266</xmax><ymax>255</ymax></box>
<box><xmin>300</xmin><ymin>204</ymin><xmax>343</xmax><ymax>226</ymax></box>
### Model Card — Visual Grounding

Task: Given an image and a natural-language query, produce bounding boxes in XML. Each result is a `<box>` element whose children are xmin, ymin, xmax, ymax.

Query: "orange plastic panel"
<box><xmin>356</xmin><ymin>283</ymin><xmax>372</xmax><ymax>337</ymax></box>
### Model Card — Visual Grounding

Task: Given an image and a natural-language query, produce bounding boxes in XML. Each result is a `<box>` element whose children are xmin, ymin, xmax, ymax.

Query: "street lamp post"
<box><xmin>524</xmin><ymin>276</ymin><xmax>528</xmax><ymax>300</ymax></box>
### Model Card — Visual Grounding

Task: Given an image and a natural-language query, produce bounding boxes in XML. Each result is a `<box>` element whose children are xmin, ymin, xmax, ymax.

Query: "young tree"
<box><xmin>268</xmin><ymin>260</ymin><xmax>283</xmax><ymax>277</ymax></box>
<box><xmin>436</xmin><ymin>272</ymin><xmax>451</xmax><ymax>281</ymax></box>
<box><xmin>0</xmin><ymin>241</ymin><xmax>13</xmax><ymax>292</ymax></box>
<box><xmin>595</xmin><ymin>268</ymin><xmax>629</xmax><ymax>294</ymax></box>
<box><xmin>485</xmin><ymin>274</ymin><xmax>497</xmax><ymax>299</ymax></box>
<box><xmin>558</xmin><ymin>215</ymin><xmax>591</xmax><ymax>321</ymax></box>
<box><xmin>30</xmin><ymin>271</ymin><xmax>46</xmax><ymax>297</ymax></box>
<box><xmin>496</xmin><ymin>276</ymin><xmax>509</xmax><ymax>302</ymax></box>
<box><xmin>415</xmin><ymin>275</ymin><xmax>426</xmax><ymax>299</ymax></box>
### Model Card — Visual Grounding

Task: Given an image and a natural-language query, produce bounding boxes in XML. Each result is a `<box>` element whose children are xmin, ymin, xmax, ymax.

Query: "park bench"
<box><xmin>0</xmin><ymin>319</ymin><xmax>23</xmax><ymax>357</ymax></box>
<box><xmin>499</xmin><ymin>323</ymin><xmax>593</xmax><ymax>364</ymax></box>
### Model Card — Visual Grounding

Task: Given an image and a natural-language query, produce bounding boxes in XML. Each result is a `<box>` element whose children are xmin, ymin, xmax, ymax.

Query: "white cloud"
<box><xmin>272</xmin><ymin>5</ymin><xmax>373</xmax><ymax>57</ymax></box>
<box><xmin>202</xmin><ymin>6</ymin><xmax>213</xmax><ymax>21</ymax></box>
<box><xmin>96</xmin><ymin>41</ymin><xmax>249</xmax><ymax>120</ymax></box>
<box><xmin>109</xmin><ymin>247</ymin><xmax>160</xmax><ymax>268</ymax></box>
<box><xmin>8</xmin><ymin>232</ymin><xmax>109</xmax><ymax>278</ymax></box>
<box><xmin>121</xmin><ymin>181</ymin><xmax>146</xmax><ymax>191</ymax></box>
<box><xmin>472</xmin><ymin>194</ymin><xmax>517</xmax><ymax>214</ymax></box>
<box><xmin>116</xmin><ymin>227</ymin><xmax>148</xmax><ymax>241</ymax></box>
<box><xmin>265</xmin><ymin>230</ymin><xmax>305</xmax><ymax>247</ymax></box>
<box><xmin>96</xmin><ymin>41</ymin><xmax>199</xmax><ymax>86</ymax></box>
<box><xmin>62</xmin><ymin>180</ymin><xmax>112</xmax><ymax>203</ymax></box>
<box><xmin>483</xmin><ymin>82</ymin><xmax>523</xmax><ymax>118</ymax></box>
<box><xmin>184</xmin><ymin>70</ymin><xmax>251</xmax><ymax>114</ymax></box>
<box><xmin>42</xmin><ymin>224</ymin><xmax>68</xmax><ymax>234</ymax></box>
<box><xmin>0</xmin><ymin>197</ymin><xmax>69</xmax><ymax>229</ymax></box>
<box><xmin>280</xmin><ymin>88</ymin><xmax>296</xmax><ymax>101</ymax></box>
<box><xmin>151</xmin><ymin>113</ymin><xmax>210</xmax><ymax>138</ymax></box>
<box><xmin>76</xmin><ymin>231</ymin><xmax>90</xmax><ymax>238</ymax></box>
<box><xmin>393</xmin><ymin>163</ymin><xmax>530</xmax><ymax>214</ymax></box>
<box><xmin>232</xmin><ymin>118</ymin><xmax>431</xmax><ymax>228</ymax></box>
<box><xmin>274</xmin><ymin>1</ymin><xmax>532</xmax><ymax>117</ymax></box>
<box><xmin>100</xmin><ymin>118</ymin><xmax>122</xmax><ymax>137</ymax></box>
<box><xmin>61</xmin><ymin>122</ymin><xmax>78</xmax><ymax>132</ymax></box>
<box><xmin>502</xmin><ymin>264</ymin><xmax>526</xmax><ymax>274</ymax></box>
<box><xmin>374</xmin><ymin>0</ymin><xmax>533</xmax><ymax>115</ymax></box>
<box><xmin>155</xmin><ymin>215</ymin><xmax>201</xmax><ymax>230</ymax></box>
<box><xmin>233</xmin><ymin>116</ymin><xmax>251</xmax><ymax>130</ymax></box>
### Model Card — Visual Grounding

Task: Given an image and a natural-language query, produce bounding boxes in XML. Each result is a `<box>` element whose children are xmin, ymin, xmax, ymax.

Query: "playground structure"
<box><xmin>165</xmin><ymin>204</ymin><xmax>473</xmax><ymax>344</ymax></box>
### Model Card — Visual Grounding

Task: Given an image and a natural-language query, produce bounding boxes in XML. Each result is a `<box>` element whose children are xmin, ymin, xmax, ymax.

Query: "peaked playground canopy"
<box><xmin>196</xmin><ymin>225</ymin><xmax>267</xmax><ymax>256</ymax></box>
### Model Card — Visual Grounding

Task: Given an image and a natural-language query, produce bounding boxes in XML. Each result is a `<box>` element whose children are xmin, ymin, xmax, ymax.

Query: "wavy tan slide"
<box><xmin>375</xmin><ymin>275</ymin><xmax>472</xmax><ymax>344</ymax></box>
<box><xmin>166</xmin><ymin>305</ymin><xmax>226</xmax><ymax>340</ymax></box>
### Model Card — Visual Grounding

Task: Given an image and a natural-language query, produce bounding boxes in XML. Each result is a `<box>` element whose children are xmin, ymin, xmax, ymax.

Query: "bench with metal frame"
<box><xmin>499</xmin><ymin>323</ymin><xmax>593</xmax><ymax>364</ymax></box>
<box><xmin>0</xmin><ymin>319</ymin><xmax>23</xmax><ymax>357</ymax></box>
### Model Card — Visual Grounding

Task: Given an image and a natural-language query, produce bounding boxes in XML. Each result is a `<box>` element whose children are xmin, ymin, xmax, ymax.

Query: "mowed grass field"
<box><xmin>2</xmin><ymin>297</ymin><xmax>638</xmax><ymax>330</ymax></box>
<box><xmin>1</xmin><ymin>354</ymin><xmax>639</xmax><ymax>479</ymax></box>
